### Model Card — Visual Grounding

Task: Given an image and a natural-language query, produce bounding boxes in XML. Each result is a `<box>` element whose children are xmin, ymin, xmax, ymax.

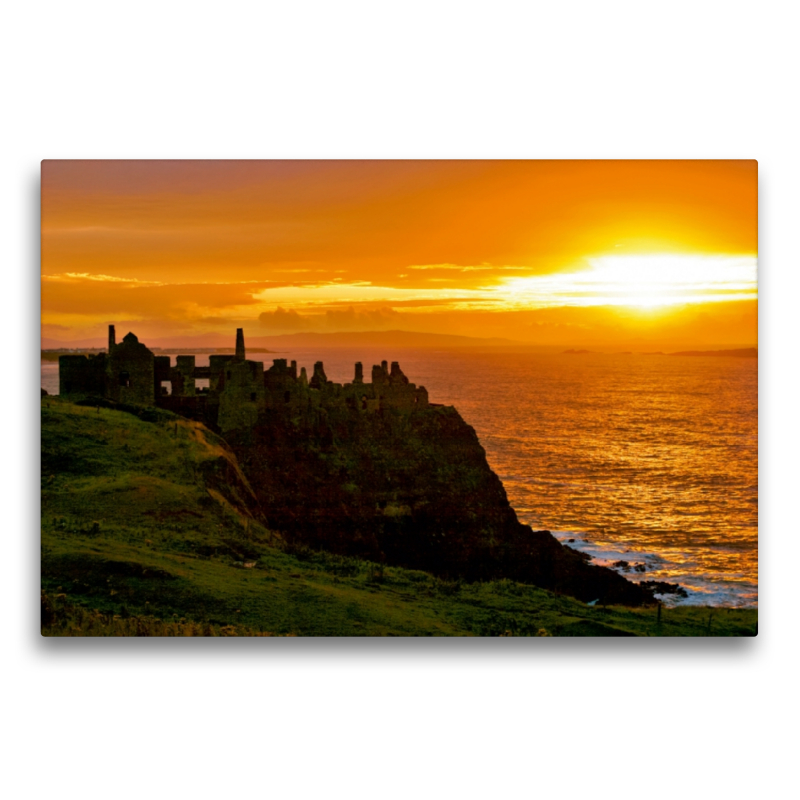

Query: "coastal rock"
<box><xmin>639</xmin><ymin>581</ymin><xmax>689</xmax><ymax>598</ymax></box>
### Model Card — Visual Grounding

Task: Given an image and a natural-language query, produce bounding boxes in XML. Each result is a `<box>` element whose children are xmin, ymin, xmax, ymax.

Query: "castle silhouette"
<box><xmin>60</xmin><ymin>326</ymin><xmax>430</xmax><ymax>432</ymax></box>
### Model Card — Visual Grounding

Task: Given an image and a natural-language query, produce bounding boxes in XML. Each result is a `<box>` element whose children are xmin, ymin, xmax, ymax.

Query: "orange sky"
<box><xmin>41</xmin><ymin>160</ymin><xmax>757</xmax><ymax>348</ymax></box>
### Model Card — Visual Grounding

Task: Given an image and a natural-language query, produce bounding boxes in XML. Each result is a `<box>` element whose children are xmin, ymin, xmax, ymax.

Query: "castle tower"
<box><xmin>310</xmin><ymin>361</ymin><xmax>328</xmax><ymax>390</ymax></box>
<box><xmin>235</xmin><ymin>328</ymin><xmax>245</xmax><ymax>361</ymax></box>
<box><xmin>354</xmin><ymin>362</ymin><xmax>363</xmax><ymax>383</ymax></box>
<box><xmin>108</xmin><ymin>324</ymin><xmax>116</xmax><ymax>353</ymax></box>
<box><xmin>390</xmin><ymin>362</ymin><xmax>408</xmax><ymax>384</ymax></box>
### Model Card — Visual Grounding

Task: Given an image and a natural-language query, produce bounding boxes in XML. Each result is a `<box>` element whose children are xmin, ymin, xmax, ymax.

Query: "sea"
<box><xmin>41</xmin><ymin>347</ymin><xmax>758</xmax><ymax>608</ymax></box>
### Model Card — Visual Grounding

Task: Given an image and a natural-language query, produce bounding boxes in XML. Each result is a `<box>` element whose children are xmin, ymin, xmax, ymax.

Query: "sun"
<box><xmin>630</xmin><ymin>295</ymin><xmax>667</xmax><ymax>309</ymax></box>
<box><xmin>492</xmin><ymin>254</ymin><xmax>758</xmax><ymax>309</ymax></box>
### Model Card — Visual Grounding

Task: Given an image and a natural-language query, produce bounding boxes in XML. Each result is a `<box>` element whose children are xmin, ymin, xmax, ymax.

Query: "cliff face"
<box><xmin>227</xmin><ymin>403</ymin><xmax>651</xmax><ymax>605</ymax></box>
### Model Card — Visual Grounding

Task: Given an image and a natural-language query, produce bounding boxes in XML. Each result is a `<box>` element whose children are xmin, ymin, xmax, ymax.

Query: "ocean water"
<box><xmin>41</xmin><ymin>348</ymin><xmax>758</xmax><ymax>607</ymax></box>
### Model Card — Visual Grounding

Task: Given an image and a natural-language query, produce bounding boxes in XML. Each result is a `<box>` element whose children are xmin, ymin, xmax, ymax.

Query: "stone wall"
<box><xmin>170</xmin><ymin>355</ymin><xmax>196</xmax><ymax>397</ymax></box>
<box><xmin>154</xmin><ymin>356</ymin><xmax>171</xmax><ymax>397</ymax></box>
<box><xmin>217</xmin><ymin>359</ymin><xmax>265</xmax><ymax>432</ymax></box>
<box><xmin>106</xmin><ymin>332</ymin><xmax>155</xmax><ymax>407</ymax></box>
<box><xmin>59</xmin><ymin>353</ymin><xmax>107</xmax><ymax>397</ymax></box>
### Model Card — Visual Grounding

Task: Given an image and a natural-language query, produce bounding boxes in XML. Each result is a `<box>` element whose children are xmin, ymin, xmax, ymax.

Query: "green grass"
<box><xmin>41</xmin><ymin>397</ymin><xmax>757</xmax><ymax>637</ymax></box>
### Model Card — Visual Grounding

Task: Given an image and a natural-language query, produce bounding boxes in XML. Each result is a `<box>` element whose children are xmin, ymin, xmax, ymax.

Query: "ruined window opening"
<box><xmin>284</xmin><ymin>391</ymin><xmax>291</xmax><ymax>403</ymax></box>
<box><xmin>362</xmin><ymin>394</ymin><xmax>367</xmax><ymax>410</ymax></box>
<box><xmin>226</xmin><ymin>370</ymin><xmax>231</xmax><ymax>380</ymax></box>
<box><xmin>65</xmin><ymin>381</ymin><xmax>72</xmax><ymax>394</ymax></box>
<box><xmin>119</xmin><ymin>371</ymin><xmax>130</xmax><ymax>387</ymax></box>
<box><xmin>195</xmin><ymin>378</ymin><xmax>209</xmax><ymax>393</ymax></box>
<box><xmin>160</xmin><ymin>381</ymin><xmax>171</xmax><ymax>396</ymax></box>
<box><xmin>250</xmin><ymin>392</ymin><xmax>256</xmax><ymax>402</ymax></box>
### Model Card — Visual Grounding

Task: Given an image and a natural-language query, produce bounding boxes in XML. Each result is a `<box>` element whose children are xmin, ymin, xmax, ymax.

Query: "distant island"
<box><xmin>149</xmin><ymin>347</ymin><xmax>274</xmax><ymax>355</ymax></box>
<box><xmin>668</xmin><ymin>347</ymin><xmax>757</xmax><ymax>358</ymax></box>
<box><xmin>254</xmin><ymin>330</ymin><xmax>519</xmax><ymax>349</ymax></box>
<box><xmin>558</xmin><ymin>347</ymin><xmax>757</xmax><ymax>357</ymax></box>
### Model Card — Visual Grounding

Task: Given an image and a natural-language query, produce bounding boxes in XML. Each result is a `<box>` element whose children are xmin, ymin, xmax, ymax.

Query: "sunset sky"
<box><xmin>41</xmin><ymin>160</ymin><xmax>757</xmax><ymax>348</ymax></box>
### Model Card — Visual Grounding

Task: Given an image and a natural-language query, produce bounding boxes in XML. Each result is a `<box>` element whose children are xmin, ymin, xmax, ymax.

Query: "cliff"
<box><xmin>226</xmin><ymin>402</ymin><xmax>651</xmax><ymax>605</ymax></box>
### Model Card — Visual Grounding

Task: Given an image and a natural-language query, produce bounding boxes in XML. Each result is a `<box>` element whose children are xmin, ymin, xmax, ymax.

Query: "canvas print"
<box><xmin>40</xmin><ymin>160</ymin><xmax>757</xmax><ymax>637</ymax></box>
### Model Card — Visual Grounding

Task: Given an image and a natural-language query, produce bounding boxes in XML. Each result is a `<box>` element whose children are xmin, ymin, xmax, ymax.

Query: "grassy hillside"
<box><xmin>41</xmin><ymin>398</ymin><xmax>757</xmax><ymax>636</ymax></box>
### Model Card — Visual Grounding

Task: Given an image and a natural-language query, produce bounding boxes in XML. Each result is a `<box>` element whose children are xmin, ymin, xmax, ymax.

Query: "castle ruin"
<box><xmin>59</xmin><ymin>326</ymin><xmax>429</xmax><ymax>432</ymax></box>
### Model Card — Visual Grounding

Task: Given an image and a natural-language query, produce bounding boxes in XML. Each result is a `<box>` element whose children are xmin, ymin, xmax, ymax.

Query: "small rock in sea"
<box><xmin>634</xmin><ymin>563</ymin><xmax>647</xmax><ymax>573</ymax></box>
<box><xmin>640</xmin><ymin>580</ymin><xmax>689</xmax><ymax>598</ymax></box>
<box><xmin>568</xmin><ymin>538</ymin><xmax>575</xmax><ymax>543</ymax></box>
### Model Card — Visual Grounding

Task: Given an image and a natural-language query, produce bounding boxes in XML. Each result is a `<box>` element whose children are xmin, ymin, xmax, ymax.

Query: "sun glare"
<box><xmin>494</xmin><ymin>254</ymin><xmax>758</xmax><ymax>309</ymax></box>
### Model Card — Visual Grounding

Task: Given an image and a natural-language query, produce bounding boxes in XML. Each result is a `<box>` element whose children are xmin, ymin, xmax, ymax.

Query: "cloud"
<box><xmin>258</xmin><ymin>307</ymin><xmax>313</xmax><ymax>331</ymax></box>
<box><xmin>42</xmin><ymin>274</ymin><xmax>278</xmax><ymax>318</ymax></box>
<box><xmin>324</xmin><ymin>306</ymin><xmax>400</xmax><ymax>330</ymax></box>
<box><xmin>258</xmin><ymin>305</ymin><xmax>405</xmax><ymax>333</ymax></box>
<box><xmin>408</xmin><ymin>263</ymin><xmax>528</xmax><ymax>272</ymax></box>
<box><xmin>60</xmin><ymin>273</ymin><xmax>164</xmax><ymax>285</ymax></box>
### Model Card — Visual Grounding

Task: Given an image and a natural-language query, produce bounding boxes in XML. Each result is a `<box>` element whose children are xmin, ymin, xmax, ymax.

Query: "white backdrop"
<box><xmin>4</xmin><ymin>2</ymin><xmax>797</xmax><ymax>798</ymax></box>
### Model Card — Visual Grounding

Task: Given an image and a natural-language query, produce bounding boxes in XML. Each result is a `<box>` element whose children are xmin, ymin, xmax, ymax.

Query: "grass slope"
<box><xmin>41</xmin><ymin>398</ymin><xmax>757</xmax><ymax>637</ymax></box>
